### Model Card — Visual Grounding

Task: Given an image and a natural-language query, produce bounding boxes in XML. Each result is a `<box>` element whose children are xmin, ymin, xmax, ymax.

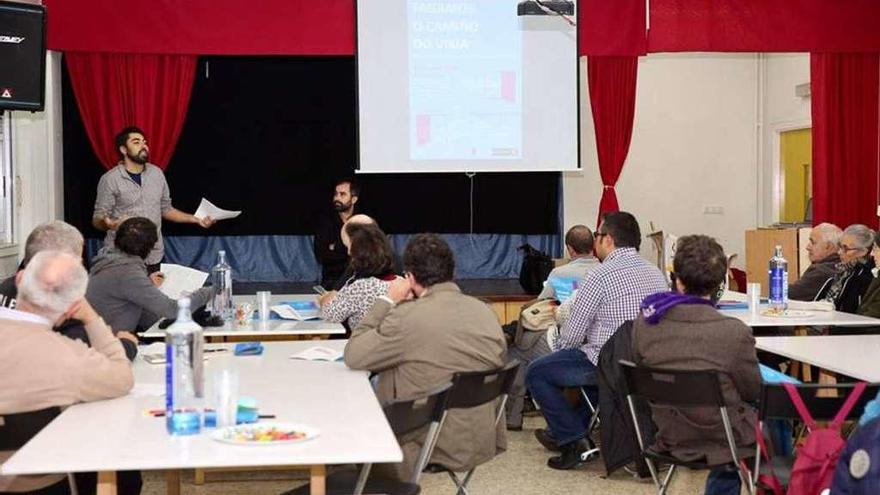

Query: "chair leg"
<box><xmin>657</xmin><ymin>464</ymin><xmax>676</xmax><ymax>495</ymax></box>
<box><xmin>67</xmin><ymin>473</ymin><xmax>79</xmax><ymax>495</ymax></box>
<box><xmin>353</xmin><ymin>463</ymin><xmax>372</xmax><ymax>495</ymax></box>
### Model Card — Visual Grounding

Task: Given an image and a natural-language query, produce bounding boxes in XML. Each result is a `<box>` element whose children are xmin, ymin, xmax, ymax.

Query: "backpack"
<box><xmin>512</xmin><ymin>298</ymin><xmax>558</xmax><ymax>351</ymax></box>
<box><xmin>763</xmin><ymin>382</ymin><xmax>867</xmax><ymax>495</ymax></box>
<box><xmin>518</xmin><ymin>244</ymin><xmax>554</xmax><ymax>295</ymax></box>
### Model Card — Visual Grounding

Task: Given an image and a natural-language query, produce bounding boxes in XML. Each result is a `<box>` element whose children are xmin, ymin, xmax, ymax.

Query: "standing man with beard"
<box><xmin>314</xmin><ymin>177</ymin><xmax>360</xmax><ymax>288</ymax></box>
<box><xmin>93</xmin><ymin>126</ymin><xmax>215</xmax><ymax>274</ymax></box>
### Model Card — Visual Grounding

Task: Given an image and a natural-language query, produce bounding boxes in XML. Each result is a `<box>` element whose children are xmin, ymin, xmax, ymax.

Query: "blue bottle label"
<box><xmin>769</xmin><ymin>266</ymin><xmax>785</xmax><ymax>302</ymax></box>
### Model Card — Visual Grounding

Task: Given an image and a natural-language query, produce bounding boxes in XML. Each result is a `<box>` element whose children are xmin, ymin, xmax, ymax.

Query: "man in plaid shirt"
<box><xmin>526</xmin><ymin>211</ymin><xmax>668</xmax><ymax>470</ymax></box>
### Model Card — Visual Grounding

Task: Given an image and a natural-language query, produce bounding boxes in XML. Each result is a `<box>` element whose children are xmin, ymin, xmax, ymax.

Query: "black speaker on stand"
<box><xmin>0</xmin><ymin>0</ymin><xmax>46</xmax><ymax>112</ymax></box>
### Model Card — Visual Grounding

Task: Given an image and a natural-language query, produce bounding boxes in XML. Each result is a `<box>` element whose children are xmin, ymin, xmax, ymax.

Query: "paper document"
<box><xmin>786</xmin><ymin>300</ymin><xmax>835</xmax><ymax>312</ymax></box>
<box><xmin>271</xmin><ymin>301</ymin><xmax>320</xmax><ymax>321</ymax></box>
<box><xmin>194</xmin><ymin>198</ymin><xmax>241</xmax><ymax>221</ymax></box>
<box><xmin>290</xmin><ymin>346</ymin><xmax>344</xmax><ymax>362</ymax></box>
<box><xmin>159</xmin><ymin>263</ymin><xmax>209</xmax><ymax>299</ymax></box>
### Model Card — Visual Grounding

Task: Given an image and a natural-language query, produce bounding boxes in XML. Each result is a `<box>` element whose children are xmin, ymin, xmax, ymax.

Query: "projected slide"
<box><xmin>408</xmin><ymin>0</ymin><xmax>521</xmax><ymax>160</ymax></box>
<box><xmin>357</xmin><ymin>0</ymin><xmax>578</xmax><ymax>173</ymax></box>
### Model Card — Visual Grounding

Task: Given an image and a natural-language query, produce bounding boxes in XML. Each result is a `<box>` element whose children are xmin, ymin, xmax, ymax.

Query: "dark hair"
<box><xmin>403</xmin><ymin>233</ymin><xmax>454</xmax><ymax>287</ymax></box>
<box><xmin>565</xmin><ymin>225</ymin><xmax>594</xmax><ymax>255</ymax></box>
<box><xmin>114</xmin><ymin>217</ymin><xmax>158</xmax><ymax>259</ymax></box>
<box><xmin>346</xmin><ymin>223</ymin><xmax>395</xmax><ymax>277</ymax></box>
<box><xmin>599</xmin><ymin>211</ymin><xmax>641</xmax><ymax>250</ymax></box>
<box><xmin>673</xmin><ymin>235</ymin><xmax>727</xmax><ymax>297</ymax></box>
<box><xmin>336</xmin><ymin>177</ymin><xmax>360</xmax><ymax>198</ymax></box>
<box><xmin>114</xmin><ymin>126</ymin><xmax>145</xmax><ymax>157</ymax></box>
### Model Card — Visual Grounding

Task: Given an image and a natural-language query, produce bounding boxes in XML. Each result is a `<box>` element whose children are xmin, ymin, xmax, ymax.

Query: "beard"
<box><xmin>333</xmin><ymin>200</ymin><xmax>352</xmax><ymax>212</ymax></box>
<box><xmin>127</xmin><ymin>149</ymin><xmax>149</xmax><ymax>165</ymax></box>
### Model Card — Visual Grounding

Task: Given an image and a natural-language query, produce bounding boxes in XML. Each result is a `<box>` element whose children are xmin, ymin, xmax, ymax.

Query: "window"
<box><xmin>0</xmin><ymin>112</ymin><xmax>13</xmax><ymax>245</ymax></box>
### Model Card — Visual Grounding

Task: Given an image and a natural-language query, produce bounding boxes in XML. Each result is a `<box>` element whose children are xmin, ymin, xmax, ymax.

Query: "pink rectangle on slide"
<box><xmin>500</xmin><ymin>71</ymin><xmax>516</xmax><ymax>102</ymax></box>
<box><xmin>416</xmin><ymin>115</ymin><xmax>431</xmax><ymax>146</ymax></box>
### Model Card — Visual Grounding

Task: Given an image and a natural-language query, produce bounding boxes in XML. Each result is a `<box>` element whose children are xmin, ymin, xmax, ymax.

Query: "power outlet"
<box><xmin>702</xmin><ymin>205</ymin><xmax>724</xmax><ymax>215</ymax></box>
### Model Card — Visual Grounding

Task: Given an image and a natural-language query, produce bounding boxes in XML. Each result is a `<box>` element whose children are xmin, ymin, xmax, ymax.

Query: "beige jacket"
<box><xmin>0</xmin><ymin>310</ymin><xmax>134</xmax><ymax>492</ymax></box>
<box><xmin>345</xmin><ymin>282</ymin><xmax>507</xmax><ymax>480</ymax></box>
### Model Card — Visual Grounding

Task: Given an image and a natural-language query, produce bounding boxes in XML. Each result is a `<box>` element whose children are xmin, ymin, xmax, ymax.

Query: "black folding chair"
<box><xmin>619</xmin><ymin>360</ymin><xmax>755</xmax><ymax>495</ymax></box>
<box><xmin>0</xmin><ymin>407</ymin><xmax>78</xmax><ymax>495</ymax></box>
<box><xmin>579</xmin><ymin>385</ymin><xmax>601</xmax><ymax>436</ymax></box>
<box><xmin>427</xmin><ymin>360</ymin><xmax>521</xmax><ymax>495</ymax></box>
<box><xmin>287</xmin><ymin>383</ymin><xmax>452</xmax><ymax>495</ymax></box>
<box><xmin>752</xmin><ymin>382</ymin><xmax>879</xmax><ymax>494</ymax></box>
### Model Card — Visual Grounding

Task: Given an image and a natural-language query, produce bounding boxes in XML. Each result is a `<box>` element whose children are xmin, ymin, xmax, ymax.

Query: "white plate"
<box><xmin>211</xmin><ymin>422</ymin><xmax>320</xmax><ymax>446</ymax></box>
<box><xmin>760</xmin><ymin>309</ymin><xmax>814</xmax><ymax>319</ymax></box>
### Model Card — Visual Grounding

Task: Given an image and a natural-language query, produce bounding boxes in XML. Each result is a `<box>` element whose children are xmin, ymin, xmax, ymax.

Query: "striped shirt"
<box><xmin>557</xmin><ymin>247</ymin><xmax>668</xmax><ymax>364</ymax></box>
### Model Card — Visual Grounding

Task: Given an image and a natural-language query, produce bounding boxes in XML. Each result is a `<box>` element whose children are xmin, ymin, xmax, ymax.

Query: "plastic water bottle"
<box><xmin>211</xmin><ymin>250</ymin><xmax>234</xmax><ymax>323</ymax></box>
<box><xmin>768</xmin><ymin>245</ymin><xmax>789</xmax><ymax>311</ymax></box>
<box><xmin>165</xmin><ymin>297</ymin><xmax>205</xmax><ymax>435</ymax></box>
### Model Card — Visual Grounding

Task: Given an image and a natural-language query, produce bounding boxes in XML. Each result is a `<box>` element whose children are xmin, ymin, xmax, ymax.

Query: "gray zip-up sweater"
<box><xmin>86</xmin><ymin>249</ymin><xmax>214</xmax><ymax>332</ymax></box>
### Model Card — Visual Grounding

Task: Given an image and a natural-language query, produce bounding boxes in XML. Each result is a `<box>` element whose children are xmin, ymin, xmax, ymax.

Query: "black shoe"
<box><xmin>547</xmin><ymin>438</ymin><xmax>600</xmax><ymax>470</ymax></box>
<box><xmin>534</xmin><ymin>428</ymin><xmax>560</xmax><ymax>452</ymax></box>
<box><xmin>506</xmin><ymin>423</ymin><xmax>523</xmax><ymax>431</ymax></box>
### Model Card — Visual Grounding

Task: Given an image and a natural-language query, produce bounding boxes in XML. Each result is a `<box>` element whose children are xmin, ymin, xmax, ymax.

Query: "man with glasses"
<box><xmin>788</xmin><ymin>223</ymin><xmax>842</xmax><ymax>301</ymax></box>
<box><xmin>815</xmin><ymin>223</ymin><xmax>875</xmax><ymax>313</ymax></box>
<box><xmin>526</xmin><ymin>211</ymin><xmax>668</xmax><ymax>470</ymax></box>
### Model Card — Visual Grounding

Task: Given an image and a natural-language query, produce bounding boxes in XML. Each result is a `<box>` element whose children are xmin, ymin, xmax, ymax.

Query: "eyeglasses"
<box><xmin>839</xmin><ymin>245</ymin><xmax>867</xmax><ymax>253</ymax></box>
<box><xmin>595</xmin><ymin>232</ymin><xmax>609</xmax><ymax>239</ymax></box>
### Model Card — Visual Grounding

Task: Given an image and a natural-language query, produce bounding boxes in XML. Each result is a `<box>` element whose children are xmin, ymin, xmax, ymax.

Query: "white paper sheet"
<box><xmin>159</xmin><ymin>263</ymin><xmax>209</xmax><ymax>299</ymax></box>
<box><xmin>270</xmin><ymin>302</ymin><xmax>320</xmax><ymax>321</ymax></box>
<box><xmin>290</xmin><ymin>346</ymin><xmax>343</xmax><ymax>362</ymax></box>
<box><xmin>194</xmin><ymin>197</ymin><xmax>241</xmax><ymax>221</ymax></box>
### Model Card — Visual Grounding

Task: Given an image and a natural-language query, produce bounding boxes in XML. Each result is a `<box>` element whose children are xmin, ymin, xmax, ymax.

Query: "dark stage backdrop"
<box><xmin>63</xmin><ymin>56</ymin><xmax>560</xmax><ymax>237</ymax></box>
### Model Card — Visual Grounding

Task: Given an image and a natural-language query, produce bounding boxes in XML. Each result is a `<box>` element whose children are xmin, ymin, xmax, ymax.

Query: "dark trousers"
<box><xmin>525</xmin><ymin>348</ymin><xmax>598</xmax><ymax>445</ymax></box>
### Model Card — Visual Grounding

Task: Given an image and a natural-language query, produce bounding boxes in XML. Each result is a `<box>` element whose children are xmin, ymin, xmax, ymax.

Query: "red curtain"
<box><xmin>65</xmin><ymin>53</ymin><xmax>197</xmax><ymax>170</ymax></box>
<box><xmin>649</xmin><ymin>0</ymin><xmax>880</xmax><ymax>53</ymax></box>
<box><xmin>810</xmin><ymin>53</ymin><xmax>880</xmax><ymax>228</ymax></box>
<box><xmin>578</xmin><ymin>0</ymin><xmax>646</xmax><ymax>56</ymax></box>
<box><xmin>588</xmin><ymin>56</ymin><xmax>639</xmax><ymax>224</ymax></box>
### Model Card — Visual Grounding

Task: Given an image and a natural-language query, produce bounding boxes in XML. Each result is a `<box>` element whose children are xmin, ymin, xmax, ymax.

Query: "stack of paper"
<box><xmin>194</xmin><ymin>198</ymin><xmax>241</xmax><ymax>221</ymax></box>
<box><xmin>271</xmin><ymin>301</ymin><xmax>320</xmax><ymax>321</ymax></box>
<box><xmin>290</xmin><ymin>346</ymin><xmax>344</xmax><ymax>362</ymax></box>
<box><xmin>159</xmin><ymin>264</ymin><xmax>209</xmax><ymax>298</ymax></box>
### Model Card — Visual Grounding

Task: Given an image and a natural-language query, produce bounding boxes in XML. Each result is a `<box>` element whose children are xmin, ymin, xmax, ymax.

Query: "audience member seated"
<box><xmin>344</xmin><ymin>233</ymin><xmax>507</xmax><ymax>481</ymax></box>
<box><xmin>505</xmin><ymin>224</ymin><xmax>599</xmax><ymax>431</ymax></box>
<box><xmin>632</xmin><ymin>235</ymin><xmax>760</xmax><ymax>495</ymax></box>
<box><xmin>526</xmin><ymin>211</ymin><xmax>668</xmax><ymax>470</ymax></box>
<box><xmin>0</xmin><ymin>251</ymin><xmax>134</xmax><ymax>494</ymax></box>
<box><xmin>87</xmin><ymin>217</ymin><xmax>214</xmax><ymax>333</ymax></box>
<box><xmin>857</xmin><ymin>231</ymin><xmax>880</xmax><ymax>318</ymax></box>
<box><xmin>0</xmin><ymin>221</ymin><xmax>138</xmax><ymax>361</ymax></box>
<box><xmin>816</xmin><ymin>224</ymin><xmax>875</xmax><ymax>313</ymax></box>
<box><xmin>789</xmin><ymin>222</ymin><xmax>841</xmax><ymax>301</ymax></box>
<box><xmin>319</xmin><ymin>222</ymin><xmax>399</xmax><ymax>330</ymax></box>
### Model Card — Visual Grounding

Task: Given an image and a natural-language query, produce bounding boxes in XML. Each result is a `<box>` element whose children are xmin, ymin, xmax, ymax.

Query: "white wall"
<box><xmin>565</xmin><ymin>53</ymin><xmax>761</xmax><ymax>266</ymax></box>
<box><xmin>3</xmin><ymin>50</ymin><xmax>65</xmax><ymax>275</ymax></box>
<box><xmin>760</xmin><ymin>53</ymin><xmax>811</xmax><ymax>225</ymax></box>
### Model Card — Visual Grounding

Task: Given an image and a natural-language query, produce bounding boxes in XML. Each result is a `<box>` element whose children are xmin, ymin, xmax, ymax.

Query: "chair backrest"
<box><xmin>619</xmin><ymin>360</ymin><xmax>725</xmax><ymax>408</ymax></box>
<box><xmin>383</xmin><ymin>382</ymin><xmax>452</xmax><ymax>437</ymax></box>
<box><xmin>447</xmin><ymin>360</ymin><xmax>521</xmax><ymax>410</ymax></box>
<box><xmin>0</xmin><ymin>406</ymin><xmax>62</xmax><ymax>450</ymax></box>
<box><xmin>759</xmin><ymin>383</ymin><xmax>880</xmax><ymax>422</ymax></box>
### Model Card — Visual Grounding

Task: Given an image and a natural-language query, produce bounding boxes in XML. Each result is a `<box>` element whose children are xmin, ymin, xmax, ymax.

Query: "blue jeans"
<box><xmin>705</xmin><ymin>464</ymin><xmax>741</xmax><ymax>495</ymax></box>
<box><xmin>525</xmin><ymin>348</ymin><xmax>598</xmax><ymax>445</ymax></box>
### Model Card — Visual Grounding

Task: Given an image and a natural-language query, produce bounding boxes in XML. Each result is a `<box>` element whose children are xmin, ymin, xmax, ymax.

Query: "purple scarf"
<box><xmin>640</xmin><ymin>291</ymin><xmax>716</xmax><ymax>325</ymax></box>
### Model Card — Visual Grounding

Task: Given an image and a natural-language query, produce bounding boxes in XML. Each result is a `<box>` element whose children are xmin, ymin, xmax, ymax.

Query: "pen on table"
<box><xmin>146</xmin><ymin>409</ymin><xmax>275</xmax><ymax>419</ymax></box>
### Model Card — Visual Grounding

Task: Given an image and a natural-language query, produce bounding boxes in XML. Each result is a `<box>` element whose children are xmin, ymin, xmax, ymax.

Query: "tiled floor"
<box><xmin>141</xmin><ymin>416</ymin><xmax>712</xmax><ymax>494</ymax></box>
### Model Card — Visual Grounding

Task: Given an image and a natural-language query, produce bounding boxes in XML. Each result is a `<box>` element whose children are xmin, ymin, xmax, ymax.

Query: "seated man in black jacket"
<box><xmin>0</xmin><ymin>220</ymin><xmax>138</xmax><ymax>360</ymax></box>
<box><xmin>789</xmin><ymin>222</ymin><xmax>841</xmax><ymax>301</ymax></box>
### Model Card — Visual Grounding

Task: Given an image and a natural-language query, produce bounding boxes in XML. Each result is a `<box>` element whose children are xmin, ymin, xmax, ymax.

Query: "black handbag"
<box><xmin>518</xmin><ymin>244</ymin><xmax>554</xmax><ymax>295</ymax></box>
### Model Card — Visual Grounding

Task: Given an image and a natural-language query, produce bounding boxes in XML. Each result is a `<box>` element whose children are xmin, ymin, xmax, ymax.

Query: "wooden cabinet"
<box><xmin>745</xmin><ymin>228</ymin><xmax>810</xmax><ymax>296</ymax></box>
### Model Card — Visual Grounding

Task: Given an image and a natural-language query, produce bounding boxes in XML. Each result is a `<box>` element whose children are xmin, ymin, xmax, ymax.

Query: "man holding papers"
<box><xmin>93</xmin><ymin>126</ymin><xmax>217</xmax><ymax>273</ymax></box>
<box><xmin>87</xmin><ymin>217</ymin><xmax>214</xmax><ymax>334</ymax></box>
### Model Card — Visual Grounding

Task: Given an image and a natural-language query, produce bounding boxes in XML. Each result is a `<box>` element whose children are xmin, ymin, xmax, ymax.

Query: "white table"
<box><xmin>0</xmin><ymin>341</ymin><xmax>402</xmax><ymax>495</ymax></box>
<box><xmin>719</xmin><ymin>307</ymin><xmax>880</xmax><ymax>327</ymax></box>
<box><xmin>142</xmin><ymin>294</ymin><xmax>345</xmax><ymax>341</ymax></box>
<box><xmin>755</xmin><ymin>335</ymin><xmax>880</xmax><ymax>382</ymax></box>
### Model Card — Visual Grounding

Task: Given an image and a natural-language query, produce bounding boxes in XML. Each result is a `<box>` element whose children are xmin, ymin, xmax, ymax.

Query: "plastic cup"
<box><xmin>212</xmin><ymin>368</ymin><xmax>239</xmax><ymax>428</ymax></box>
<box><xmin>256</xmin><ymin>291</ymin><xmax>271</xmax><ymax>322</ymax></box>
<box><xmin>747</xmin><ymin>283</ymin><xmax>761</xmax><ymax>314</ymax></box>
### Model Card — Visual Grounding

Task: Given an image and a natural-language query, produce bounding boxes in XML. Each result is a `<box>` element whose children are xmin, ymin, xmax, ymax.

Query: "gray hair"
<box><xmin>23</xmin><ymin>221</ymin><xmax>84</xmax><ymax>266</ymax></box>
<box><xmin>813</xmin><ymin>223</ymin><xmax>843</xmax><ymax>247</ymax></box>
<box><xmin>17</xmin><ymin>251</ymin><xmax>88</xmax><ymax>321</ymax></box>
<box><xmin>843</xmin><ymin>224</ymin><xmax>875</xmax><ymax>250</ymax></box>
